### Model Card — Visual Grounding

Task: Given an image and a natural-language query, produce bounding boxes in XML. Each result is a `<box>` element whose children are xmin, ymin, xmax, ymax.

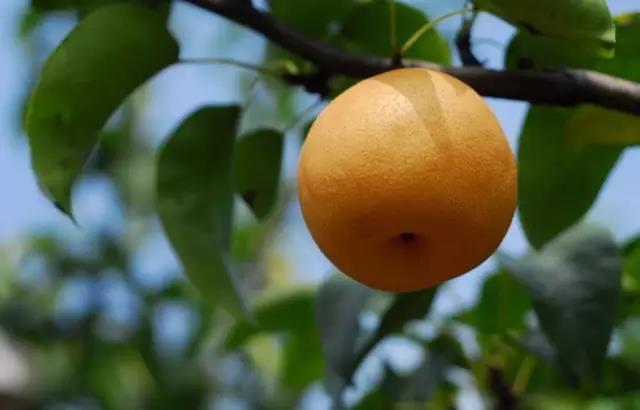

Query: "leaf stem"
<box><xmin>401</xmin><ymin>7</ymin><xmax>474</xmax><ymax>56</ymax></box>
<box><xmin>283</xmin><ymin>96</ymin><xmax>322</xmax><ymax>134</ymax></box>
<box><xmin>512</xmin><ymin>355</ymin><xmax>537</xmax><ymax>395</ymax></box>
<box><xmin>179</xmin><ymin>57</ymin><xmax>282</xmax><ymax>77</ymax></box>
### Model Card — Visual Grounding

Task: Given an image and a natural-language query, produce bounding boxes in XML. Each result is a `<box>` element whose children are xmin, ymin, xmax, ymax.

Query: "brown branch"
<box><xmin>456</xmin><ymin>12</ymin><xmax>482</xmax><ymax>67</ymax></box>
<box><xmin>488</xmin><ymin>366</ymin><xmax>519</xmax><ymax>410</ymax></box>
<box><xmin>181</xmin><ymin>0</ymin><xmax>640</xmax><ymax>116</ymax></box>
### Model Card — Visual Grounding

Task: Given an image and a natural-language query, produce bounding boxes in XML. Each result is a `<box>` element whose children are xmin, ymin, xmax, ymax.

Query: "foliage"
<box><xmin>1</xmin><ymin>0</ymin><xmax>639</xmax><ymax>409</ymax></box>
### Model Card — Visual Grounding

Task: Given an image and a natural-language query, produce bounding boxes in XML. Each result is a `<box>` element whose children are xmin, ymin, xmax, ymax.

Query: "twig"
<box><xmin>488</xmin><ymin>366</ymin><xmax>520</xmax><ymax>410</ymax></box>
<box><xmin>456</xmin><ymin>11</ymin><xmax>482</xmax><ymax>66</ymax></box>
<box><xmin>179</xmin><ymin>0</ymin><xmax>640</xmax><ymax>115</ymax></box>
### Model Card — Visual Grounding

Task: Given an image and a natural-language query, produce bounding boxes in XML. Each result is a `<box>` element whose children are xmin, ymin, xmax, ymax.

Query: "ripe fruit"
<box><xmin>297</xmin><ymin>68</ymin><xmax>517</xmax><ymax>292</ymax></box>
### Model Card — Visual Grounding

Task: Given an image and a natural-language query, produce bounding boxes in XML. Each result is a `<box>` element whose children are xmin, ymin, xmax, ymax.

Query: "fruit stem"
<box><xmin>400</xmin><ymin>7</ymin><xmax>474</xmax><ymax>56</ymax></box>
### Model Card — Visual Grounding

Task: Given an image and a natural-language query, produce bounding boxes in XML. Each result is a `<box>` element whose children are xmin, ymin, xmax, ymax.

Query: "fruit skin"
<box><xmin>297</xmin><ymin>68</ymin><xmax>517</xmax><ymax>292</ymax></box>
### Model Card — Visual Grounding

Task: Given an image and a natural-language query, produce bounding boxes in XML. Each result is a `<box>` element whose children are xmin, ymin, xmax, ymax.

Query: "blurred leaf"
<box><xmin>602</xmin><ymin>357</ymin><xmax>640</xmax><ymax>396</ymax></box>
<box><xmin>25</xmin><ymin>3</ymin><xmax>177</xmax><ymax>215</ymax></box>
<box><xmin>520</xmin><ymin>329</ymin><xmax>560</xmax><ymax>366</ymax></box>
<box><xmin>341</xmin><ymin>0</ymin><xmax>450</xmax><ymax>64</ymax></box>
<box><xmin>270</xmin><ymin>0</ymin><xmax>355</xmax><ymax>37</ymax></box>
<box><xmin>350</xmin><ymin>289</ymin><xmax>438</xmax><ymax>379</ymax></box>
<box><xmin>352</xmin><ymin>388</ymin><xmax>390</xmax><ymax>410</ymax></box>
<box><xmin>233</xmin><ymin>129</ymin><xmax>284</xmax><ymax>220</ymax></box>
<box><xmin>225</xmin><ymin>289</ymin><xmax>323</xmax><ymax>392</ymax></box>
<box><xmin>517</xmin><ymin>107</ymin><xmax>621</xmax><ymax>248</ymax></box>
<box><xmin>624</xmin><ymin>234</ymin><xmax>640</xmax><ymax>256</ymax></box>
<box><xmin>31</xmin><ymin>0</ymin><xmax>169</xmax><ymax>18</ymax></box>
<box><xmin>30</xmin><ymin>0</ymin><xmax>77</xmax><ymax>9</ymax></box>
<box><xmin>156</xmin><ymin>107</ymin><xmax>248</xmax><ymax>320</ymax></box>
<box><xmin>500</xmin><ymin>225</ymin><xmax>622</xmax><ymax>385</ymax></box>
<box><xmin>476</xmin><ymin>0</ymin><xmax>615</xmax><ymax>57</ymax></box>
<box><xmin>626</xmin><ymin>246</ymin><xmax>640</xmax><ymax>281</ymax></box>
<box><xmin>231</xmin><ymin>220</ymin><xmax>268</xmax><ymax>262</ymax></box>
<box><xmin>459</xmin><ymin>270</ymin><xmax>531</xmax><ymax>334</ymax></box>
<box><xmin>316</xmin><ymin>275</ymin><xmax>372</xmax><ymax>394</ymax></box>
<box><xmin>282</xmin><ymin>333</ymin><xmax>325</xmax><ymax>391</ymax></box>
<box><xmin>354</xmin><ymin>335</ymin><xmax>461</xmax><ymax>408</ymax></box>
<box><xmin>224</xmin><ymin>288</ymin><xmax>316</xmax><ymax>348</ymax></box>
<box><xmin>389</xmin><ymin>338</ymin><xmax>459</xmax><ymax>403</ymax></box>
<box><xmin>20</xmin><ymin>9</ymin><xmax>44</xmax><ymax>38</ymax></box>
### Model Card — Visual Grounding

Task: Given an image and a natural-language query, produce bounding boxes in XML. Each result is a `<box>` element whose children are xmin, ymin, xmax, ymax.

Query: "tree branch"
<box><xmin>182</xmin><ymin>0</ymin><xmax>640</xmax><ymax>115</ymax></box>
<box><xmin>456</xmin><ymin>12</ymin><xmax>482</xmax><ymax>67</ymax></box>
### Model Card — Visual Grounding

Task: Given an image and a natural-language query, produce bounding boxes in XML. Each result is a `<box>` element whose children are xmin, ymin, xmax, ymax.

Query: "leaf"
<box><xmin>270</xmin><ymin>0</ymin><xmax>355</xmax><ymax>37</ymax></box>
<box><xmin>25</xmin><ymin>3</ymin><xmax>178</xmax><ymax>215</ymax></box>
<box><xmin>156</xmin><ymin>107</ymin><xmax>248</xmax><ymax>320</ymax></box>
<box><xmin>500</xmin><ymin>225</ymin><xmax>622</xmax><ymax>385</ymax></box>
<box><xmin>224</xmin><ymin>289</ymin><xmax>317</xmax><ymax>348</ymax></box>
<box><xmin>460</xmin><ymin>269</ymin><xmax>531</xmax><ymax>334</ymax></box>
<box><xmin>31</xmin><ymin>0</ymin><xmax>169</xmax><ymax>17</ymax></box>
<box><xmin>232</xmin><ymin>129</ymin><xmax>284</xmax><ymax>220</ymax></box>
<box><xmin>477</xmin><ymin>0</ymin><xmax>615</xmax><ymax>57</ymax></box>
<box><xmin>321</xmin><ymin>287</ymin><xmax>438</xmax><ymax>404</ymax></box>
<box><xmin>563</xmin><ymin>14</ymin><xmax>640</xmax><ymax>148</ymax></box>
<box><xmin>354</xmin><ymin>334</ymin><xmax>461</xmax><ymax>409</ymax></box>
<box><xmin>350</xmin><ymin>289</ymin><xmax>438</xmax><ymax>378</ymax></box>
<box><xmin>340</xmin><ymin>0</ymin><xmax>451</xmax><ymax>64</ymax></box>
<box><xmin>316</xmin><ymin>275</ymin><xmax>372</xmax><ymax>394</ymax></box>
<box><xmin>505</xmin><ymin>30</ymin><xmax>598</xmax><ymax>70</ymax></box>
<box><xmin>564</xmin><ymin>106</ymin><xmax>640</xmax><ymax>147</ymax></box>
<box><xmin>224</xmin><ymin>289</ymin><xmax>323</xmax><ymax>391</ymax></box>
<box><xmin>282</xmin><ymin>334</ymin><xmax>325</xmax><ymax>391</ymax></box>
<box><xmin>517</xmin><ymin>107</ymin><xmax>621</xmax><ymax>248</ymax></box>
<box><xmin>387</xmin><ymin>336</ymin><xmax>461</xmax><ymax>403</ymax></box>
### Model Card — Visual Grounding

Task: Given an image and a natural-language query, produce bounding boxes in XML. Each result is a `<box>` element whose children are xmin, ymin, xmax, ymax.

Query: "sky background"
<box><xmin>0</xmin><ymin>1</ymin><xmax>639</xmax><ymax>408</ymax></box>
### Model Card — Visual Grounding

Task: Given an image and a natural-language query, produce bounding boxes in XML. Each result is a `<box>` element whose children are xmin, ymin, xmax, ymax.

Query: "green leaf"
<box><xmin>316</xmin><ymin>275</ymin><xmax>372</xmax><ymax>394</ymax></box>
<box><xmin>224</xmin><ymin>289</ymin><xmax>317</xmax><ymax>349</ymax></box>
<box><xmin>232</xmin><ymin>129</ymin><xmax>284</xmax><ymax>220</ymax></box>
<box><xmin>281</xmin><ymin>333</ymin><xmax>325</xmax><ymax>391</ymax></box>
<box><xmin>352</xmin><ymin>289</ymin><xmax>438</xmax><ymax>371</ymax></box>
<box><xmin>564</xmin><ymin>106</ymin><xmax>640</xmax><ymax>147</ymax></box>
<box><xmin>624</xmin><ymin>243</ymin><xmax>640</xmax><ymax>289</ymax></box>
<box><xmin>460</xmin><ymin>269</ymin><xmax>531</xmax><ymax>334</ymax></box>
<box><xmin>324</xmin><ymin>287</ymin><xmax>438</xmax><ymax>402</ymax></box>
<box><xmin>224</xmin><ymin>289</ymin><xmax>323</xmax><ymax>391</ymax></box>
<box><xmin>25</xmin><ymin>3</ymin><xmax>178</xmax><ymax>215</ymax></box>
<box><xmin>505</xmin><ymin>30</ymin><xmax>598</xmax><ymax>69</ymax></box>
<box><xmin>387</xmin><ymin>337</ymin><xmax>460</xmax><ymax>403</ymax></box>
<box><xmin>595</xmin><ymin>13</ymin><xmax>640</xmax><ymax>81</ymax></box>
<box><xmin>156</xmin><ymin>107</ymin><xmax>248</xmax><ymax>320</ymax></box>
<box><xmin>354</xmin><ymin>335</ymin><xmax>461</xmax><ymax>409</ymax></box>
<box><xmin>270</xmin><ymin>0</ymin><xmax>355</xmax><ymax>37</ymax></box>
<box><xmin>563</xmin><ymin>14</ymin><xmax>640</xmax><ymax>148</ymax></box>
<box><xmin>517</xmin><ymin>107</ymin><xmax>621</xmax><ymax>248</ymax></box>
<box><xmin>500</xmin><ymin>225</ymin><xmax>622</xmax><ymax>385</ymax></box>
<box><xmin>477</xmin><ymin>0</ymin><xmax>615</xmax><ymax>57</ymax></box>
<box><xmin>341</xmin><ymin>0</ymin><xmax>451</xmax><ymax>64</ymax></box>
<box><xmin>30</xmin><ymin>0</ymin><xmax>76</xmax><ymax>9</ymax></box>
<box><xmin>31</xmin><ymin>0</ymin><xmax>169</xmax><ymax>18</ymax></box>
